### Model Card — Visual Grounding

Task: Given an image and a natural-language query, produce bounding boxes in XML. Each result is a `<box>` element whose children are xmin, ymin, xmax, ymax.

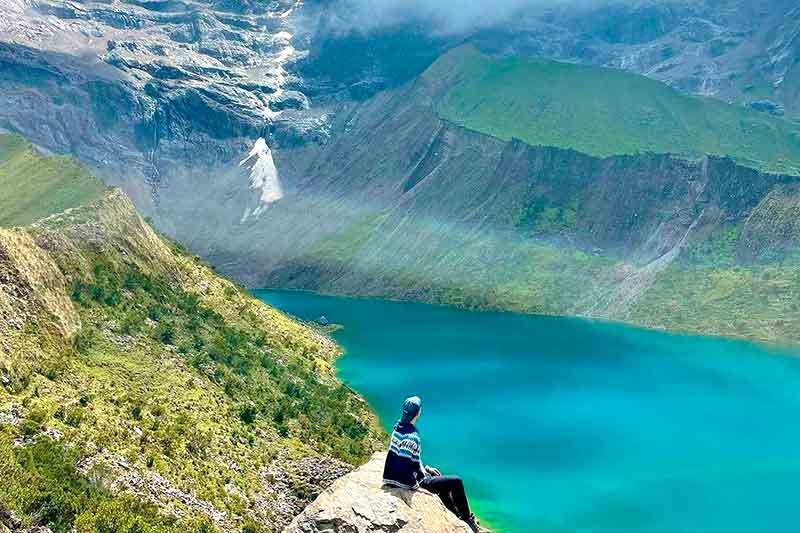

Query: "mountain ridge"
<box><xmin>425</xmin><ymin>45</ymin><xmax>800</xmax><ymax>174</ymax></box>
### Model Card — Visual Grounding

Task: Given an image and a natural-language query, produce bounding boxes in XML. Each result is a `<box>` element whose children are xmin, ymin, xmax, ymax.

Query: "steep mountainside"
<box><xmin>1</xmin><ymin>0</ymin><xmax>798</xmax><ymax>272</ymax></box>
<box><xmin>302</xmin><ymin>0</ymin><xmax>800</xmax><ymax>119</ymax></box>
<box><xmin>0</xmin><ymin>135</ymin><xmax>383</xmax><ymax>532</ymax></box>
<box><xmin>2</xmin><ymin>0</ymin><xmax>798</xmax><ymax>227</ymax></box>
<box><xmin>3</xmin><ymin>1</ymin><xmax>800</xmax><ymax>346</ymax></box>
<box><xmin>193</xmin><ymin>48</ymin><xmax>800</xmax><ymax>344</ymax></box>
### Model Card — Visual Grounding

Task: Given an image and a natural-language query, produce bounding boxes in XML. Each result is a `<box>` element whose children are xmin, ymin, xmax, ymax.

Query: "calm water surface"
<box><xmin>255</xmin><ymin>289</ymin><xmax>800</xmax><ymax>532</ymax></box>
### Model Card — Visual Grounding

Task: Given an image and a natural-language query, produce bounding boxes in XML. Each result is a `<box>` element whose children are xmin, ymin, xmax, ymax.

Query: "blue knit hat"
<box><xmin>401</xmin><ymin>396</ymin><xmax>422</xmax><ymax>423</ymax></box>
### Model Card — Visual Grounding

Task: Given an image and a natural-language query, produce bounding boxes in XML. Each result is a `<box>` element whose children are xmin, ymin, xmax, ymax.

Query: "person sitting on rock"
<box><xmin>382</xmin><ymin>396</ymin><xmax>482</xmax><ymax>532</ymax></box>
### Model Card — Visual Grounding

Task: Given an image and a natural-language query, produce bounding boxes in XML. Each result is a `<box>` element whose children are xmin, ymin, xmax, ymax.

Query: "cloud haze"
<box><xmin>324</xmin><ymin>0</ymin><xmax>634</xmax><ymax>35</ymax></box>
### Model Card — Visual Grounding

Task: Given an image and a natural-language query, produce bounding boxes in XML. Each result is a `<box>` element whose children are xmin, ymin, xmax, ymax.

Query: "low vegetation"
<box><xmin>67</xmin><ymin>253</ymin><xmax>376</xmax><ymax>462</ymax></box>
<box><xmin>0</xmin><ymin>433</ymin><xmax>212</xmax><ymax>532</ymax></box>
<box><xmin>627</xmin><ymin>228</ymin><xmax>800</xmax><ymax>342</ymax></box>
<box><xmin>295</xmin><ymin>209</ymin><xmax>800</xmax><ymax>344</ymax></box>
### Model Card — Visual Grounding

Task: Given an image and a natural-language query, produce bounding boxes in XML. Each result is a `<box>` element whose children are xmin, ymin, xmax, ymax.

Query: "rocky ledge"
<box><xmin>285</xmin><ymin>452</ymin><xmax>473</xmax><ymax>533</ymax></box>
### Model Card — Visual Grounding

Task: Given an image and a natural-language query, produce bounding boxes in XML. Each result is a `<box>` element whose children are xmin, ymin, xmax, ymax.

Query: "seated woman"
<box><xmin>382</xmin><ymin>396</ymin><xmax>482</xmax><ymax>532</ymax></box>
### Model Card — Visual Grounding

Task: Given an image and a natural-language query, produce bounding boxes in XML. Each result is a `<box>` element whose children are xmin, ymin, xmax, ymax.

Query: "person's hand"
<box><xmin>425</xmin><ymin>466</ymin><xmax>441</xmax><ymax>476</ymax></box>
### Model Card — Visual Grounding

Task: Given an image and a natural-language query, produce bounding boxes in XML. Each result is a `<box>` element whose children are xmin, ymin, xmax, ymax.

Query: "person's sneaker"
<box><xmin>465</xmin><ymin>514</ymin><xmax>486</xmax><ymax>532</ymax></box>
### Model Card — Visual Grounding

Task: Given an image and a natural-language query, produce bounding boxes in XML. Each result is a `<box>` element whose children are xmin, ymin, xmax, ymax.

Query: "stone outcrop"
<box><xmin>285</xmin><ymin>453</ymin><xmax>472</xmax><ymax>533</ymax></box>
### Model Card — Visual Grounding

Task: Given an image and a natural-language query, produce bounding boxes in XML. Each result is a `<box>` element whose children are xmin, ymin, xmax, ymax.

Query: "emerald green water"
<box><xmin>255</xmin><ymin>289</ymin><xmax>800</xmax><ymax>532</ymax></box>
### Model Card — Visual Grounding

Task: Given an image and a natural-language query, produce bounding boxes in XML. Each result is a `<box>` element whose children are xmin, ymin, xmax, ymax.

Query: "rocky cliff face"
<box><xmin>0</xmin><ymin>0</ymin><xmax>320</xmax><ymax>218</ymax></box>
<box><xmin>285</xmin><ymin>453</ymin><xmax>473</xmax><ymax>533</ymax></box>
<box><xmin>1</xmin><ymin>0</ymin><xmax>797</xmax><ymax>232</ymax></box>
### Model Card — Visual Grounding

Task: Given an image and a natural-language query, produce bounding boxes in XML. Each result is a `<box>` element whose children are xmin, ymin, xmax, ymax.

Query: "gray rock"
<box><xmin>748</xmin><ymin>99</ymin><xmax>785</xmax><ymax>116</ymax></box>
<box><xmin>0</xmin><ymin>404</ymin><xmax>19</xmax><ymax>426</ymax></box>
<box><xmin>285</xmin><ymin>452</ymin><xmax>472</xmax><ymax>533</ymax></box>
<box><xmin>42</xmin><ymin>427</ymin><xmax>63</xmax><ymax>441</ymax></box>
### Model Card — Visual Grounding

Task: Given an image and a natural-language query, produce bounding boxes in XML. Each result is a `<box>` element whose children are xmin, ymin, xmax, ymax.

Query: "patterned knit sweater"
<box><xmin>382</xmin><ymin>421</ymin><xmax>428</xmax><ymax>489</ymax></box>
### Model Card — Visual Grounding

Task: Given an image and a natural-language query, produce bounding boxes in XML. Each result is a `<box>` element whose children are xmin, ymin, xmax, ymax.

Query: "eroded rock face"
<box><xmin>285</xmin><ymin>452</ymin><xmax>472</xmax><ymax>533</ymax></box>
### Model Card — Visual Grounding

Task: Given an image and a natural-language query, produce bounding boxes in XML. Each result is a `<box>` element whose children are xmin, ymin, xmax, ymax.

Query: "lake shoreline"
<box><xmin>254</xmin><ymin>286</ymin><xmax>800</xmax><ymax>353</ymax></box>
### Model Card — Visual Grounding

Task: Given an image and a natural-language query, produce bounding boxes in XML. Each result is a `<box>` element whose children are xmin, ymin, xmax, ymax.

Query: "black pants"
<box><xmin>420</xmin><ymin>475</ymin><xmax>472</xmax><ymax>521</ymax></box>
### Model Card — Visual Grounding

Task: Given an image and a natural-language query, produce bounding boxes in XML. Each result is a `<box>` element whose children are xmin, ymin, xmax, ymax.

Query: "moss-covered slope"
<box><xmin>426</xmin><ymin>45</ymin><xmax>800</xmax><ymax>175</ymax></box>
<box><xmin>0</xmin><ymin>135</ymin><xmax>107</xmax><ymax>228</ymax></box>
<box><xmin>0</xmin><ymin>135</ymin><xmax>383</xmax><ymax>532</ymax></box>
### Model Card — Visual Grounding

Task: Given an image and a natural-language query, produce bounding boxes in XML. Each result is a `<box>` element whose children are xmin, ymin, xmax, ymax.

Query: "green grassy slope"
<box><xmin>0</xmin><ymin>135</ymin><xmax>383</xmax><ymax>532</ymax></box>
<box><xmin>0</xmin><ymin>134</ymin><xmax>107</xmax><ymax>227</ymax></box>
<box><xmin>296</xmin><ymin>218</ymin><xmax>800</xmax><ymax>344</ymax></box>
<box><xmin>425</xmin><ymin>46</ymin><xmax>800</xmax><ymax>175</ymax></box>
<box><xmin>625</xmin><ymin>225</ymin><xmax>800</xmax><ymax>342</ymax></box>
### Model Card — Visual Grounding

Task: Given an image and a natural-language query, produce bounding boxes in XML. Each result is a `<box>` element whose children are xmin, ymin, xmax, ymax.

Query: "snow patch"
<box><xmin>0</xmin><ymin>0</ymin><xmax>29</xmax><ymax>31</ymax></box>
<box><xmin>263</xmin><ymin>40</ymin><xmax>299</xmax><ymax>119</ymax></box>
<box><xmin>240</xmin><ymin>138</ymin><xmax>283</xmax><ymax>216</ymax></box>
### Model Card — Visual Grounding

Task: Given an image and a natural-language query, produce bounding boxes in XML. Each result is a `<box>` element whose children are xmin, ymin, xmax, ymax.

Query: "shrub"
<box><xmin>147</xmin><ymin>304</ymin><xmax>164</xmax><ymax>321</ymax></box>
<box><xmin>73</xmin><ymin>496</ymin><xmax>213</xmax><ymax>532</ymax></box>
<box><xmin>242</xmin><ymin>518</ymin><xmax>263</xmax><ymax>533</ymax></box>
<box><xmin>0</xmin><ymin>436</ymin><xmax>198</xmax><ymax>532</ymax></box>
<box><xmin>238</xmin><ymin>404</ymin><xmax>257</xmax><ymax>425</ymax></box>
<box><xmin>120</xmin><ymin>310</ymin><xmax>144</xmax><ymax>335</ymax></box>
<box><xmin>73</xmin><ymin>325</ymin><xmax>98</xmax><ymax>353</ymax></box>
<box><xmin>156</xmin><ymin>322</ymin><xmax>176</xmax><ymax>345</ymax></box>
<box><xmin>55</xmin><ymin>404</ymin><xmax>85</xmax><ymax>427</ymax></box>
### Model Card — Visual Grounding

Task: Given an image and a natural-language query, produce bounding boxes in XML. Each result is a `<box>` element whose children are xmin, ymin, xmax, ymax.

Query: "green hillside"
<box><xmin>0</xmin><ymin>135</ymin><xmax>382</xmax><ymax>531</ymax></box>
<box><xmin>425</xmin><ymin>46</ymin><xmax>800</xmax><ymax>175</ymax></box>
<box><xmin>0</xmin><ymin>134</ymin><xmax>107</xmax><ymax>227</ymax></box>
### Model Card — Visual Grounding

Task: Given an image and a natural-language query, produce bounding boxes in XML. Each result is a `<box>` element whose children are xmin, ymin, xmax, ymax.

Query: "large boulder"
<box><xmin>284</xmin><ymin>452</ymin><xmax>473</xmax><ymax>533</ymax></box>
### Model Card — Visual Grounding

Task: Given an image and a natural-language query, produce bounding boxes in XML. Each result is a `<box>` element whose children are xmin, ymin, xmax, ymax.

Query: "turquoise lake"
<box><xmin>255</xmin><ymin>289</ymin><xmax>800</xmax><ymax>532</ymax></box>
